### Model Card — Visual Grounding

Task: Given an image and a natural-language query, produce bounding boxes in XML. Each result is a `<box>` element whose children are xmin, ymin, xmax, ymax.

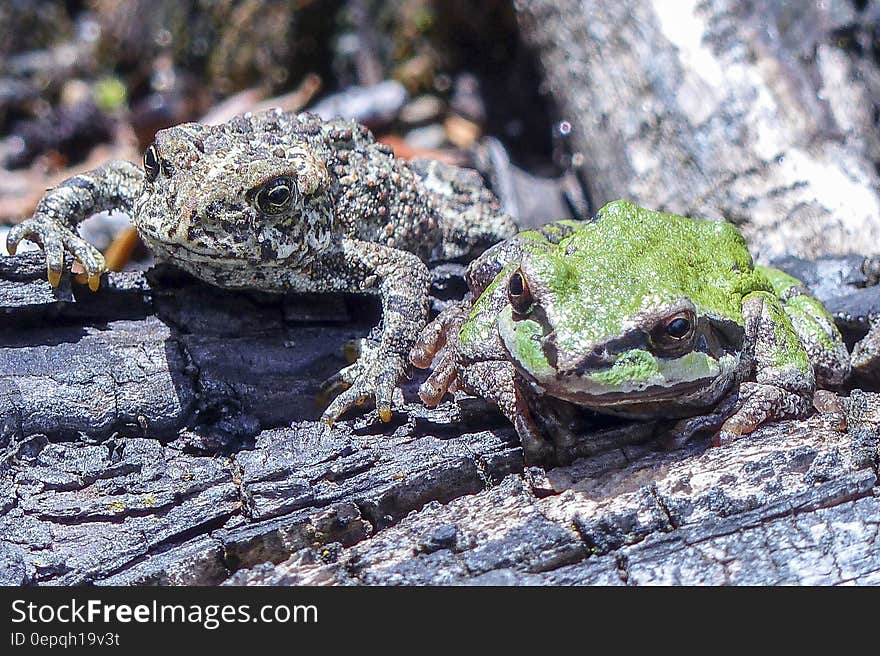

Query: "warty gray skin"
<box><xmin>6</xmin><ymin>108</ymin><xmax>516</xmax><ymax>424</ymax></box>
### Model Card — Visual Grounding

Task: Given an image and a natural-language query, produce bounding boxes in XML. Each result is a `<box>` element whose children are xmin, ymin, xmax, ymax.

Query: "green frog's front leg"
<box><xmin>409</xmin><ymin>297</ymin><xmax>472</xmax><ymax>405</ymax></box>
<box><xmin>321</xmin><ymin>238</ymin><xmax>431</xmax><ymax>424</ymax></box>
<box><xmin>756</xmin><ymin>265</ymin><xmax>850</xmax><ymax>387</ymax></box>
<box><xmin>457</xmin><ymin>359</ymin><xmax>556</xmax><ymax>462</ymax></box>
<box><xmin>716</xmin><ymin>291</ymin><xmax>816</xmax><ymax>444</ymax></box>
<box><xmin>410</xmin><ymin>299</ymin><xmax>558</xmax><ymax>462</ymax></box>
<box><xmin>6</xmin><ymin>160</ymin><xmax>143</xmax><ymax>290</ymax></box>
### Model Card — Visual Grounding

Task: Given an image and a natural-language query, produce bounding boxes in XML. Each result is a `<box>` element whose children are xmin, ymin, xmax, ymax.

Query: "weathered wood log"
<box><xmin>515</xmin><ymin>0</ymin><xmax>880</xmax><ymax>260</ymax></box>
<box><xmin>1</xmin><ymin>254</ymin><xmax>878</xmax><ymax>585</ymax></box>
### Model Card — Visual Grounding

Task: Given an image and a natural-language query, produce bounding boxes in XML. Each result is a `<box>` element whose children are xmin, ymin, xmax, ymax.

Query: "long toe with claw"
<box><xmin>7</xmin><ymin>217</ymin><xmax>106</xmax><ymax>290</ymax></box>
<box><xmin>321</xmin><ymin>349</ymin><xmax>407</xmax><ymax>424</ymax></box>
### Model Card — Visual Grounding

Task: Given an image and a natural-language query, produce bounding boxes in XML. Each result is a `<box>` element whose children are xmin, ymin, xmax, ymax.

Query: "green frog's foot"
<box><xmin>409</xmin><ymin>301</ymin><xmax>469</xmax><ymax>406</ymax></box>
<box><xmin>416</xmin><ymin>353</ymin><xmax>459</xmax><ymax>408</ymax></box>
<box><xmin>7</xmin><ymin>216</ymin><xmax>105</xmax><ymax>290</ymax></box>
<box><xmin>714</xmin><ymin>382</ymin><xmax>811</xmax><ymax>446</ymax></box>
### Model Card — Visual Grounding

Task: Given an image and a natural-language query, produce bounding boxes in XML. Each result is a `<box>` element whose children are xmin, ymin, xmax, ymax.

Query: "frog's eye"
<box><xmin>508</xmin><ymin>270</ymin><xmax>534</xmax><ymax>315</ymax></box>
<box><xmin>254</xmin><ymin>177</ymin><xmax>298</xmax><ymax>215</ymax></box>
<box><xmin>665</xmin><ymin>316</ymin><xmax>692</xmax><ymax>339</ymax></box>
<box><xmin>650</xmin><ymin>311</ymin><xmax>696</xmax><ymax>352</ymax></box>
<box><xmin>143</xmin><ymin>144</ymin><xmax>161</xmax><ymax>182</ymax></box>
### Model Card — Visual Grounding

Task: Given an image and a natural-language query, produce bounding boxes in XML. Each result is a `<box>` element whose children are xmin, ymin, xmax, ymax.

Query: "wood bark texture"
<box><xmin>1</xmin><ymin>256</ymin><xmax>878</xmax><ymax>585</ymax></box>
<box><xmin>515</xmin><ymin>0</ymin><xmax>880</xmax><ymax>260</ymax></box>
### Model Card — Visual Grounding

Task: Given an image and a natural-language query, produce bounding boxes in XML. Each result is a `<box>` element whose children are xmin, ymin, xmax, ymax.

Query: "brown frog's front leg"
<box><xmin>320</xmin><ymin>238</ymin><xmax>430</xmax><ymax>424</ymax></box>
<box><xmin>6</xmin><ymin>160</ymin><xmax>143</xmax><ymax>290</ymax></box>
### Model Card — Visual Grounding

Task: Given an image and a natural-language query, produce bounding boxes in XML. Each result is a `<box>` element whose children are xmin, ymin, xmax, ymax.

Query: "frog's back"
<box><xmin>554</xmin><ymin>201</ymin><xmax>768</xmax><ymax>324</ymax></box>
<box><xmin>578</xmin><ymin>200</ymin><xmax>751</xmax><ymax>272</ymax></box>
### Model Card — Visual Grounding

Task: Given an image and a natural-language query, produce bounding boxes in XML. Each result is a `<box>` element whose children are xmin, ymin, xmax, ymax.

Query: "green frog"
<box><xmin>410</xmin><ymin>200</ymin><xmax>850</xmax><ymax>461</ymax></box>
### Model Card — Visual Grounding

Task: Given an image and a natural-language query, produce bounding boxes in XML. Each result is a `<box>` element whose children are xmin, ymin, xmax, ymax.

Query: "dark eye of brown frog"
<box><xmin>254</xmin><ymin>177</ymin><xmax>298</xmax><ymax>215</ymax></box>
<box><xmin>143</xmin><ymin>144</ymin><xmax>161</xmax><ymax>182</ymax></box>
<box><xmin>649</xmin><ymin>310</ymin><xmax>696</xmax><ymax>353</ymax></box>
<box><xmin>508</xmin><ymin>270</ymin><xmax>534</xmax><ymax>315</ymax></box>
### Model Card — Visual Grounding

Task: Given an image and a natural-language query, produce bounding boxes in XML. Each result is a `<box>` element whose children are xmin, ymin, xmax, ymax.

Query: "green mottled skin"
<box><xmin>465</xmin><ymin>200</ymin><xmax>764</xmax><ymax>351</ymax></box>
<box><xmin>757</xmin><ymin>291</ymin><xmax>812</xmax><ymax>374</ymax></box>
<box><xmin>757</xmin><ymin>265</ymin><xmax>839</xmax><ymax>352</ymax></box>
<box><xmin>412</xmin><ymin>200</ymin><xmax>851</xmax><ymax>459</ymax></box>
<box><xmin>757</xmin><ymin>265</ymin><xmax>803</xmax><ymax>296</ymax></box>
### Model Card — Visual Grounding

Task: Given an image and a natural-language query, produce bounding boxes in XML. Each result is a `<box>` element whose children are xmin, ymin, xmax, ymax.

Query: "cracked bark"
<box><xmin>1</xmin><ymin>254</ymin><xmax>878</xmax><ymax>586</ymax></box>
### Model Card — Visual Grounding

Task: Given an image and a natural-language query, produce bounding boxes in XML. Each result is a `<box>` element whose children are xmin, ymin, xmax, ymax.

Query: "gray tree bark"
<box><xmin>515</xmin><ymin>0</ymin><xmax>880</xmax><ymax>260</ymax></box>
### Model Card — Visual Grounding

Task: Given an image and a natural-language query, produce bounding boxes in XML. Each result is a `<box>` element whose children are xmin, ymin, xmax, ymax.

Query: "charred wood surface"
<box><xmin>1</xmin><ymin>254</ymin><xmax>878</xmax><ymax>586</ymax></box>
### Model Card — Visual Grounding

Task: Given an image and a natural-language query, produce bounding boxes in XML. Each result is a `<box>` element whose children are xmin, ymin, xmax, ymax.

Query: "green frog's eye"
<box><xmin>255</xmin><ymin>177</ymin><xmax>298</xmax><ymax>214</ymax></box>
<box><xmin>143</xmin><ymin>144</ymin><xmax>161</xmax><ymax>182</ymax></box>
<box><xmin>665</xmin><ymin>316</ymin><xmax>692</xmax><ymax>339</ymax></box>
<box><xmin>650</xmin><ymin>310</ymin><xmax>696</xmax><ymax>353</ymax></box>
<box><xmin>508</xmin><ymin>270</ymin><xmax>534</xmax><ymax>315</ymax></box>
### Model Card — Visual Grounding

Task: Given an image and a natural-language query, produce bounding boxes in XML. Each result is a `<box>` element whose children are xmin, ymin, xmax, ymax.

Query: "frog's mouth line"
<box><xmin>161</xmin><ymin>241</ymin><xmax>220</xmax><ymax>258</ymax></box>
<box><xmin>135</xmin><ymin>228</ymin><xmax>219</xmax><ymax>258</ymax></box>
<box><xmin>537</xmin><ymin>376</ymin><xmax>729</xmax><ymax>407</ymax></box>
<box><xmin>146</xmin><ymin>236</ymin><xmax>262</xmax><ymax>264</ymax></box>
<box><xmin>508</xmin><ymin>344</ymin><xmax>739</xmax><ymax>409</ymax></box>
